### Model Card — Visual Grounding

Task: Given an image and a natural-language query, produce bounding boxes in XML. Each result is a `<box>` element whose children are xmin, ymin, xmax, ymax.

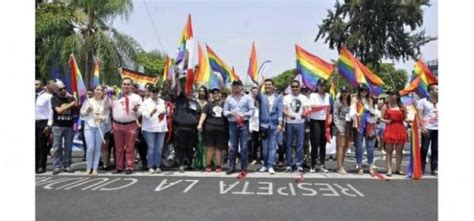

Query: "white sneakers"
<box><xmin>268</xmin><ymin>168</ymin><xmax>275</xmax><ymax>174</ymax></box>
<box><xmin>258</xmin><ymin>166</ymin><xmax>268</xmax><ymax>172</ymax></box>
<box><xmin>149</xmin><ymin>168</ymin><xmax>155</xmax><ymax>174</ymax></box>
<box><xmin>320</xmin><ymin>165</ymin><xmax>329</xmax><ymax>173</ymax></box>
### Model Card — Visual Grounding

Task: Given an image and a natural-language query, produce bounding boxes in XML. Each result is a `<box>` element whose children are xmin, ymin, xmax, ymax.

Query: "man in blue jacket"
<box><xmin>256</xmin><ymin>79</ymin><xmax>283</xmax><ymax>174</ymax></box>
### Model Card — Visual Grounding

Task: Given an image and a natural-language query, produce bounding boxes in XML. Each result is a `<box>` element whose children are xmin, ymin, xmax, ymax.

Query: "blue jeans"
<box><xmin>285</xmin><ymin>123</ymin><xmax>305</xmax><ymax>168</ymax></box>
<box><xmin>52</xmin><ymin>126</ymin><xmax>74</xmax><ymax>169</ymax></box>
<box><xmin>84</xmin><ymin>126</ymin><xmax>104</xmax><ymax>170</ymax></box>
<box><xmin>355</xmin><ymin>131</ymin><xmax>374</xmax><ymax>165</ymax></box>
<box><xmin>143</xmin><ymin>131</ymin><xmax>166</xmax><ymax>168</ymax></box>
<box><xmin>228</xmin><ymin>121</ymin><xmax>249</xmax><ymax>170</ymax></box>
<box><xmin>261</xmin><ymin>126</ymin><xmax>278</xmax><ymax>168</ymax></box>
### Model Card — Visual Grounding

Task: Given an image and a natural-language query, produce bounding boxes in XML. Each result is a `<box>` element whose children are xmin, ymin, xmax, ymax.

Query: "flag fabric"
<box><xmin>247</xmin><ymin>42</ymin><xmax>258</xmax><ymax>84</ymax></box>
<box><xmin>295</xmin><ymin>44</ymin><xmax>334</xmax><ymax>91</ymax></box>
<box><xmin>231</xmin><ymin>67</ymin><xmax>240</xmax><ymax>83</ymax></box>
<box><xmin>329</xmin><ymin>80</ymin><xmax>336</xmax><ymax>103</ymax></box>
<box><xmin>119</xmin><ymin>68</ymin><xmax>159</xmax><ymax>90</ymax></box>
<box><xmin>69</xmin><ymin>54</ymin><xmax>87</xmax><ymax>104</ymax></box>
<box><xmin>195</xmin><ymin>43</ymin><xmax>220</xmax><ymax>89</ymax></box>
<box><xmin>338</xmin><ymin>47</ymin><xmax>384</xmax><ymax>96</ymax></box>
<box><xmin>401</xmin><ymin>60</ymin><xmax>438</xmax><ymax>98</ymax></box>
<box><xmin>175</xmin><ymin>14</ymin><xmax>193</xmax><ymax>64</ymax></box>
<box><xmin>400</xmin><ymin>75</ymin><xmax>421</xmax><ymax>96</ymax></box>
<box><xmin>206</xmin><ymin>44</ymin><xmax>238</xmax><ymax>84</ymax></box>
<box><xmin>407</xmin><ymin>115</ymin><xmax>423</xmax><ymax>179</ymax></box>
<box><xmin>356</xmin><ymin>102</ymin><xmax>371</xmax><ymax>133</ymax></box>
<box><xmin>163</xmin><ymin>56</ymin><xmax>173</xmax><ymax>82</ymax></box>
<box><xmin>90</xmin><ymin>57</ymin><xmax>100</xmax><ymax>89</ymax></box>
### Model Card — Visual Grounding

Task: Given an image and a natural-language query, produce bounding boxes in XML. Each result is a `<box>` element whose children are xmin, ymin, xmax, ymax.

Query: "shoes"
<box><xmin>215</xmin><ymin>167</ymin><xmax>222</xmax><ymax>173</ymax></box>
<box><xmin>113</xmin><ymin>170</ymin><xmax>123</xmax><ymax>174</ymax></box>
<box><xmin>297</xmin><ymin>167</ymin><xmax>304</xmax><ymax>173</ymax></box>
<box><xmin>91</xmin><ymin>170</ymin><xmax>98</xmax><ymax>176</ymax></box>
<box><xmin>64</xmin><ymin>167</ymin><xmax>75</xmax><ymax>173</ymax></box>
<box><xmin>84</xmin><ymin>170</ymin><xmax>91</xmax><ymax>175</ymax></box>
<box><xmin>320</xmin><ymin>165</ymin><xmax>329</xmax><ymax>173</ymax></box>
<box><xmin>155</xmin><ymin>168</ymin><xmax>161</xmax><ymax>173</ymax></box>
<box><xmin>395</xmin><ymin>170</ymin><xmax>406</xmax><ymax>175</ymax></box>
<box><xmin>179</xmin><ymin>166</ymin><xmax>185</xmax><ymax>173</ymax></box>
<box><xmin>52</xmin><ymin>168</ymin><xmax>61</xmax><ymax>175</ymax></box>
<box><xmin>309</xmin><ymin>166</ymin><xmax>316</xmax><ymax>173</ymax></box>
<box><xmin>369</xmin><ymin>169</ymin><xmax>375</xmax><ymax>177</ymax></box>
<box><xmin>125</xmin><ymin>169</ymin><xmax>133</xmax><ymax>175</ymax></box>
<box><xmin>358</xmin><ymin>168</ymin><xmax>364</xmax><ymax>175</ymax></box>
<box><xmin>268</xmin><ymin>167</ymin><xmax>275</xmax><ymax>175</ymax></box>
<box><xmin>431</xmin><ymin>170</ymin><xmax>438</xmax><ymax>176</ymax></box>
<box><xmin>337</xmin><ymin>168</ymin><xmax>348</xmax><ymax>175</ymax></box>
<box><xmin>226</xmin><ymin>169</ymin><xmax>235</xmax><ymax>175</ymax></box>
<box><xmin>386</xmin><ymin>171</ymin><xmax>392</xmax><ymax>177</ymax></box>
<box><xmin>36</xmin><ymin>168</ymin><xmax>45</xmax><ymax>174</ymax></box>
<box><xmin>237</xmin><ymin>170</ymin><xmax>248</xmax><ymax>179</ymax></box>
<box><xmin>149</xmin><ymin>168</ymin><xmax>155</xmax><ymax>174</ymax></box>
<box><xmin>251</xmin><ymin>160</ymin><xmax>257</xmax><ymax>165</ymax></box>
<box><xmin>205</xmin><ymin>167</ymin><xmax>212</xmax><ymax>172</ymax></box>
<box><xmin>285</xmin><ymin>166</ymin><xmax>292</xmax><ymax>172</ymax></box>
<box><xmin>258</xmin><ymin>166</ymin><xmax>268</xmax><ymax>173</ymax></box>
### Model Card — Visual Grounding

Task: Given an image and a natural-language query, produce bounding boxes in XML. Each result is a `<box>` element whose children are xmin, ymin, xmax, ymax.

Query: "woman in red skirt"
<box><xmin>381</xmin><ymin>90</ymin><xmax>408</xmax><ymax>176</ymax></box>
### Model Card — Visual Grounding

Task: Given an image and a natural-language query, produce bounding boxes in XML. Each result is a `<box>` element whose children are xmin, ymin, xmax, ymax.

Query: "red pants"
<box><xmin>112</xmin><ymin>122</ymin><xmax>138</xmax><ymax>170</ymax></box>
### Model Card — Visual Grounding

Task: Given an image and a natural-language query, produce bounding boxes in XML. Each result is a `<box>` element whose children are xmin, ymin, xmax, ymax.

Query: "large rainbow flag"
<box><xmin>247</xmin><ymin>42</ymin><xmax>258</xmax><ymax>84</ymax></box>
<box><xmin>401</xmin><ymin>96</ymin><xmax>422</xmax><ymax>179</ymax></box>
<box><xmin>68</xmin><ymin>54</ymin><xmax>87</xmax><ymax>103</ymax></box>
<box><xmin>338</xmin><ymin>47</ymin><xmax>384</xmax><ymax>96</ymax></box>
<box><xmin>90</xmin><ymin>57</ymin><xmax>100</xmax><ymax>89</ymax></box>
<box><xmin>162</xmin><ymin>56</ymin><xmax>174</xmax><ymax>82</ymax></box>
<box><xmin>400</xmin><ymin>60</ymin><xmax>438</xmax><ymax>98</ymax></box>
<box><xmin>119</xmin><ymin>68</ymin><xmax>159</xmax><ymax>90</ymax></box>
<box><xmin>206</xmin><ymin>44</ymin><xmax>238</xmax><ymax>84</ymax></box>
<box><xmin>295</xmin><ymin>44</ymin><xmax>334</xmax><ymax>91</ymax></box>
<box><xmin>175</xmin><ymin>14</ymin><xmax>193</xmax><ymax>64</ymax></box>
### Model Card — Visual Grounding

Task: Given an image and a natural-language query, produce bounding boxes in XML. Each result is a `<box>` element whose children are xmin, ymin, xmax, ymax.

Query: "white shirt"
<box><xmin>308</xmin><ymin>92</ymin><xmax>331</xmax><ymax>120</ymax></box>
<box><xmin>283</xmin><ymin>94</ymin><xmax>309</xmax><ymax>124</ymax></box>
<box><xmin>112</xmin><ymin>93</ymin><xmax>143</xmax><ymax>122</ymax></box>
<box><xmin>140</xmin><ymin>98</ymin><xmax>168</xmax><ymax>133</ymax></box>
<box><xmin>249</xmin><ymin>109</ymin><xmax>259</xmax><ymax>132</ymax></box>
<box><xmin>35</xmin><ymin>92</ymin><xmax>53</xmax><ymax>125</ymax></box>
<box><xmin>417</xmin><ymin>98</ymin><xmax>438</xmax><ymax>130</ymax></box>
<box><xmin>80</xmin><ymin>97</ymin><xmax>111</xmax><ymax>128</ymax></box>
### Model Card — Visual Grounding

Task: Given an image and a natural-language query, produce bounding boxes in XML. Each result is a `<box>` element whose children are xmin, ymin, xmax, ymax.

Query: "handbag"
<box><xmin>365</xmin><ymin>122</ymin><xmax>377</xmax><ymax>139</ymax></box>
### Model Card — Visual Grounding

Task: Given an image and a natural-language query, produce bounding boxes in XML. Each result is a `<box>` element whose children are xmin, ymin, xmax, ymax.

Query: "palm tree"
<box><xmin>36</xmin><ymin>0</ymin><xmax>142</xmax><ymax>86</ymax></box>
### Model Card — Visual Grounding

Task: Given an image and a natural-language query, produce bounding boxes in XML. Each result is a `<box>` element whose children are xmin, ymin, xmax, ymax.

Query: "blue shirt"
<box><xmin>223</xmin><ymin>93</ymin><xmax>255</xmax><ymax>122</ymax></box>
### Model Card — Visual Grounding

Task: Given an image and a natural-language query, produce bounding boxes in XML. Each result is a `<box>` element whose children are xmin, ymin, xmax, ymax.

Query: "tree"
<box><xmin>315</xmin><ymin>0</ymin><xmax>436</xmax><ymax>71</ymax></box>
<box><xmin>36</xmin><ymin>0</ymin><xmax>142</xmax><ymax>86</ymax></box>
<box><xmin>135</xmin><ymin>50</ymin><xmax>167</xmax><ymax>76</ymax></box>
<box><xmin>272</xmin><ymin>69</ymin><xmax>297</xmax><ymax>92</ymax></box>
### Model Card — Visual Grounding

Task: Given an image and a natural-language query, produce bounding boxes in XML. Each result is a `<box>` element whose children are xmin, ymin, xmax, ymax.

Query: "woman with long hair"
<box><xmin>80</xmin><ymin>85</ymin><xmax>111</xmax><ymax>175</ymax></box>
<box><xmin>349</xmin><ymin>85</ymin><xmax>377</xmax><ymax>175</ymax></box>
<box><xmin>333</xmin><ymin>86</ymin><xmax>351</xmax><ymax>174</ymax></box>
<box><xmin>381</xmin><ymin>90</ymin><xmax>408</xmax><ymax>176</ymax></box>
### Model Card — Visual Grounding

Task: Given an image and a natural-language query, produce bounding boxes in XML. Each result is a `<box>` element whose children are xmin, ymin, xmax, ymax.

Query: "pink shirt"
<box><xmin>112</xmin><ymin>93</ymin><xmax>143</xmax><ymax>122</ymax></box>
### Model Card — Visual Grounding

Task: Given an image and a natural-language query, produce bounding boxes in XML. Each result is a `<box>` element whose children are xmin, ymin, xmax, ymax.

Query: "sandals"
<box><xmin>395</xmin><ymin>170</ymin><xmax>406</xmax><ymax>175</ymax></box>
<box><xmin>215</xmin><ymin>166</ymin><xmax>222</xmax><ymax>173</ymax></box>
<box><xmin>205</xmin><ymin>167</ymin><xmax>212</xmax><ymax>172</ymax></box>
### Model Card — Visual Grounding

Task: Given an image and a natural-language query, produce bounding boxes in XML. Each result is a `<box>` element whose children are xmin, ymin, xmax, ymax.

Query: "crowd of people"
<box><xmin>35</xmin><ymin>74</ymin><xmax>438</xmax><ymax>178</ymax></box>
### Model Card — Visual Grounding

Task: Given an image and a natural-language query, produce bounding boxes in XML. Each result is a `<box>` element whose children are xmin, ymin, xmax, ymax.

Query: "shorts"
<box><xmin>202</xmin><ymin>128</ymin><xmax>228</xmax><ymax>150</ymax></box>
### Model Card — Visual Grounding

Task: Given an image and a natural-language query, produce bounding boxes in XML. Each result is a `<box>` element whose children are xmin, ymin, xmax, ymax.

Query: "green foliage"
<box><xmin>135</xmin><ymin>50</ymin><xmax>167</xmax><ymax>76</ymax></box>
<box><xmin>271</xmin><ymin>69</ymin><xmax>297</xmax><ymax>92</ymax></box>
<box><xmin>315</xmin><ymin>0</ymin><xmax>436</xmax><ymax>70</ymax></box>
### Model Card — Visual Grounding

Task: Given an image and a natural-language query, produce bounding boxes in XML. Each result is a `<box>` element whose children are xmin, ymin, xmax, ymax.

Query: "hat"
<box><xmin>358</xmin><ymin>84</ymin><xmax>369</xmax><ymax>91</ymax></box>
<box><xmin>232</xmin><ymin>80</ymin><xmax>243</xmax><ymax>86</ymax></box>
<box><xmin>55</xmin><ymin>79</ymin><xmax>65</xmax><ymax>89</ymax></box>
<box><xmin>340</xmin><ymin>86</ymin><xmax>349</xmax><ymax>93</ymax></box>
<box><xmin>317</xmin><ymin>78</ymin><xmax>327</xmax><ymax>85</ymax></box>
<box><xmin>211</xmin><ymin>88</ymin><xmax>222</xmax><ymax>93</ymax></box>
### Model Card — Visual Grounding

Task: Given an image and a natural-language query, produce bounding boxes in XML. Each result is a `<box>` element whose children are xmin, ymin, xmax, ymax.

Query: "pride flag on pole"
<box><xmin>206</xmin><ymin>44</ymin><xmax>238</xmax><ymax>84</ymax></box>
<box><xmin>295</xmin><ymin>44</ymin><xmax>334</xmax><ymax>91</ymax></box>
<box><xmin>90</xmin><ymin>57</ymin><xmax>100</xmax><ymax>89</ymax></box>
<box><xmin>247</xmin><ymin>42</ymin><xmax>258</xmax><ymax>84</ymax></box>
<box><xmin>119</xmin><ymin>68</ymin><xmax>159</xmax><ymax>90</ymax></box>
<box><xmin>69</xmin><ymin>54</ymin><xmax>87</xmax><ymax>104</ymax></box>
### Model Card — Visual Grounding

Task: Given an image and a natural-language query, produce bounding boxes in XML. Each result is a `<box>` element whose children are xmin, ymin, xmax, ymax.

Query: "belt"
<box><xmin>113</xmin><ymin>120</ymin><xmax>136</xmax><ymax>125</ymax></box>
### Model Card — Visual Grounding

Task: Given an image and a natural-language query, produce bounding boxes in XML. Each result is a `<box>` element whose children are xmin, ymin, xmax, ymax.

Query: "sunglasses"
<box><xmin>58</xmin><ymin>87</ymin><xmax>66</xmax><ymax>91</ymax></box>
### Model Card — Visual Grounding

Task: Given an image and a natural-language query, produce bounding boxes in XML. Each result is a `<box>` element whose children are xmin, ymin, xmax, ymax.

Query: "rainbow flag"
<box><xmin>295</xmin><ymin>44</ymin><xmax>334</xmax><ymax>91</ymax></box>
<box><xmin>329</xmin><ymin>80</ymin><xmax>336</xmax><ymax>104</ymax></box>
<box><xmin>231</xmin><ymin>67</ymin><xmax>240</xmax><ymax>83</ymax></box>
<box><xmin>162</xmin><ymin>56</ymin><xmax>174</xmax><ymax>82</ymax></box>
<box><xmin>407</xmin><ymin>115</ymin><xmax>423</xmax><ymax>179</ymax></box>
<box><xmin>175</xmin><ymin>14</ymin><xmax>193</xmax><ymax>64</ymax></box>
<box><xmin>338</xmin><ymin>47</ymin><xmax>384</xmax><ymax>96</ymax></box>
<box><xmin>247</xmin><ymin>42</ymin><xmax>258</xmax><ymax>83</ymax></box>
<box><xmin>196</xmin><ymin>43</ymin><xmax>219</xmax><ymax>89</ymax></box>
<box><xmin>412</xmin><ymin>59</ymin><xmax>438</xmax><ymax>98</ymax></box>
<box><xmin>356</xmin><ymin>102</ymin><xmax>370</xmax><ymax>133</ymax></box>
<box><xmin>120</xmin><ymin>68</ymin><xmax>159</xmax><ymax>90</ymax></box>
<box><xmin>206</xmin><ymin>44</ymin><xmax>238</xmax><ymax>84</ymax></box>
<box><xmin>400</xmin><ymin>75</ymin><xmax>421</xmax><ymax>96</ymax></box>
<box><xmin>68</xmin><ymin>54</ymin><xmax>87</xmax><ymax>103</ymax></box>
<box><xmin>90</xmin><ymin>58</ymin><xmax>100</xmax><ymax>89</ymax></box>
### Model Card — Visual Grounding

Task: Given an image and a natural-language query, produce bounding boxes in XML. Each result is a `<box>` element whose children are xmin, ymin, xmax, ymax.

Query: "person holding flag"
<box><xmin>417</xmin><ymin>83</ymin><xmax>438</xmax><ymax>176</ymax></box>
<box><xmin>381</xmin><ymin>89</ymin><xmax>408</xmax><ymax>177</ymax></box>
<box><xmin>51</xmin><ymin>80</ymin><xmax>77</xmax><ymax>175</ymax></box>
<box><xmin>80</xmin><ymin>85</ymin><xmax>111</xmax><ymax>176</ymax></box>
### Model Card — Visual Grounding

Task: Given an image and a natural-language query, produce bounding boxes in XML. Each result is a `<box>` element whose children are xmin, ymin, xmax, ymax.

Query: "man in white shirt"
<box><xmin>283</xmin><ymin>80</ymin><xmax>310</xmax><ymax>172</ymax></box>
<box><xmin>307</xmin><ymin>79</ymin><xmax>332</xmax><ymax>173</ymax></box>
<box><xmin>111</xmin><ymin>77</ymin><xmax>143</xmax><ymax>174</ymax></box>
<box><xmin>35</xmin><ymin>79</ymin><xmax>55</xmax><ymax>174</ymax></box>
<box><xmin>417</xmin><ymin>83</ymin><xmax>438</xmax><ymax>176</ymax></box>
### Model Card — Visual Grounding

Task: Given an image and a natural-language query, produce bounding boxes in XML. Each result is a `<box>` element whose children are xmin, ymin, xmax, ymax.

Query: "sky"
<box><xmin>113</xmin><ymin>0</ymin><xmax>438</xmax><ymax>84</ymax></box>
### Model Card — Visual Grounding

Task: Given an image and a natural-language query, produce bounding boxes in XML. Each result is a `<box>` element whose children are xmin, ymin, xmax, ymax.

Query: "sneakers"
<box><xmin>320</xmin><ymin>165</ymin><xmax>329</xmax><ymax>173</ymax></box>
<box><xmin>36</xmin><ymin>168</ymin><xmax>45</xmax><ymax>174</ymax></box>
<box><xmin>226</xmin><ymin>169</ymin><xmax>235</xmax><ymax>175</ymax></box>
<box><xmin>64</xmin><ymin>167</ymin><xmax>75</xmax><ymax>173</ymax></box>
<box><xmin>215</xmin><ymin>167</ymin><xmax>222</xmax><ymax>173</ymax></box>
<box><xmin>149</xmin><ymin>168</ymin><xmax>155</xmax><ymax>174</ymax></box>
<box><xmin>113</xmin><ymin>169</ymin><xmax>123</xmax><ymax>174</ymax></box>
<box><xmin>309</xmin><ymin>166</ymin><xmax>316</xmax><ymax>173</ymax></box>
<box><xmin>84</xmin><ymin>170</ymin><xmax>91</xmax><ymax>176</ymax></box>
<box><xmin>297</xmin><ymin>167</ymin><xmax>304</xmax><ymax>173</ymax></box>
<box><xmin>155</xmin><ymin>168</ymin><xmax>161</xmax><ymax>174</ymax></box>
<box><xmin>179</xmin><ymin>166</ymin><xmax>185</xmax><ymax>173</ymax></box>
<box><xmin>125</xmin><ymin>169</ymin><xmax>133</xmax><ymax>175</ymax></box>
<box><xmin>285</xmin><ymin>166</ymin><xmax>292</xmax><ymax>172</ymax></box>
<box><xmin>268</xmin><ymin>167</ymin><xmax>275</xmax><ymax>175</ymax></box>
<box><xmin>431</xmin><ymin>170</ymin><xmax>438</xmax><ymax>176</ymax></box>
<box><xmin>258</xmin><ymin>166</ymin><xmax>268</xmax><ymax>173</ymax></box>
<box><xmin>52</xmin><ymin>168</ymin><xmax>61</xmax><ymax>175</ymax></box>
<box><xmin>251</xmin><ymin>160</ymin><xmax>258</xmax><ymax>165</ymax></box>
<box><xmin>91</xmin><ymin>170</ymin><xmax>98</xmax><ymax>176</ymax></box>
